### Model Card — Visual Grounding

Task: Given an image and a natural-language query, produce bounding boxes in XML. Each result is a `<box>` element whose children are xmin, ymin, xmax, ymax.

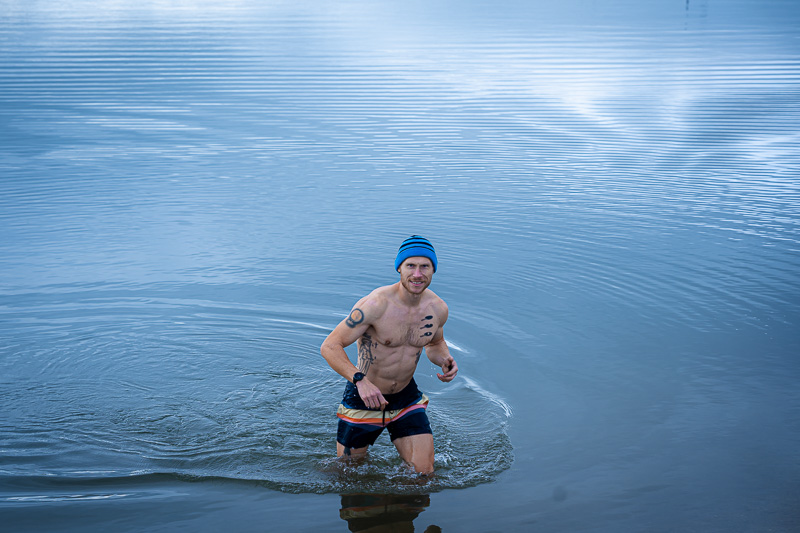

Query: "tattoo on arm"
<box><xmin>346</xmin><ymin>308</ymin><xmax>364</xmax><ymax>328</ymax></box>
<box><xmin>420</xmin><ymin>315</ymin><xmax>434</xmax><ymax>338</ymax></box>
<box><xmin>357</xmin><ymin>333</ymin><xmax>377</xmax><ymax>373</ymax></box>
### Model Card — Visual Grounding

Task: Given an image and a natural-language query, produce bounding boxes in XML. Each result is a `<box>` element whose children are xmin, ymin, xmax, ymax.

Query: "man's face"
<box><xmin>399</xmin><ymin>256</ymin><xmax>434</xmax><ymax>294</ymax></box>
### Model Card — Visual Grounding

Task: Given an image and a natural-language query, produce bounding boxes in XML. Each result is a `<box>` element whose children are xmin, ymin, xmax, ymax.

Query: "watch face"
<box><xmin>353</xmin><ymin>372</ymin><xmax>365</xmax><ymax>383</ymax></box>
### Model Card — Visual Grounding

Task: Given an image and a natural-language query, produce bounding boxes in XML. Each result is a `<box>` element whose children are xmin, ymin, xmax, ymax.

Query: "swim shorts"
<box><xmin>337</xmin><ymin>378</ymin><xmax>432</xmax><ymax>449</ymax></box>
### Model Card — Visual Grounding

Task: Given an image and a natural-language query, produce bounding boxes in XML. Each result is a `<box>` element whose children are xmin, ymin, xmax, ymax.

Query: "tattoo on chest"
<box><xmin>358</xmin><ymin>333</ymin><xmax>378</xmax><ymax>373</ymax></box>
<box><xmin>420</xmin><ymin>315</ymin><xmax>434</xmax><ymax>338</ymax></box>
<box><xmin>346</xmin><ymin>308</ymin><xmax>364</xmax><ymax>328</ymax></box>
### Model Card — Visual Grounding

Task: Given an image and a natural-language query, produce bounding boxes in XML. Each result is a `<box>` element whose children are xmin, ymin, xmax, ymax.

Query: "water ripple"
<box><xmin>0</xmin><ymin>287</ymin><xmax>513</xmax><ymax>494</ymax></box>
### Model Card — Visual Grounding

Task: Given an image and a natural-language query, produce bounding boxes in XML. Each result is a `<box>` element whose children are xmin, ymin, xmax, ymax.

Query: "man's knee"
<box><xmin>393</xmin><ymin>433</ymin><xmax>434</xmax><ymax>474</ymax></box>
<box><xmin>416</xmin><ymin>445</ymin><xmax>435</xmax><ymax>474</ymax></box>
<box><xmin>413</xmin><ymin>459</ymin><xmax>434</xmax><ymax>476</ymax></box>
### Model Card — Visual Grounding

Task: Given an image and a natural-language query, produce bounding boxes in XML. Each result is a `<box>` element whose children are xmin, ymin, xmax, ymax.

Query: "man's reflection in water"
<box><xmin>339</xmin><ymin>493</ymin><xmax>442</xmax><ymax>533</ymax></box>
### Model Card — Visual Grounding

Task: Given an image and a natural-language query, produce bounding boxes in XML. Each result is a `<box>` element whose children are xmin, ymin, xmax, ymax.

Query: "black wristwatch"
<box><xmin>352</xmin><ymin>372</ymin><xmax>365</xmax><ymax>384</ymax></box>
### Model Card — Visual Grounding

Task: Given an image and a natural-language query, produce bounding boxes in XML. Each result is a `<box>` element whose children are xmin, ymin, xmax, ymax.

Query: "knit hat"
<box><xmin>395</xmin><ymin>235</ymin><xmax>438</xmax><ymax>273</ymax></box>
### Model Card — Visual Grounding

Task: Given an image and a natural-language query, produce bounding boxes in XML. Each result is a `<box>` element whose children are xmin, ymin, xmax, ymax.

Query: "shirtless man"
<box><xmin>320</xmin><ymin>235</ymin><xmax>458</xmax><ymax>475</ymax></box>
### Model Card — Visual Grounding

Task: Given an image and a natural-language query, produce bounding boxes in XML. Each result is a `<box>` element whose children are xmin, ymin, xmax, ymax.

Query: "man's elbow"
<box><xmin>320</xmin><ymin>340</ymin><xmax>331</xmax><ymax>357</ymax></box>
<box><xmin>320</xmin><ymin>339</ymin><xmax>342</xmax><ymax>359</ymax></box>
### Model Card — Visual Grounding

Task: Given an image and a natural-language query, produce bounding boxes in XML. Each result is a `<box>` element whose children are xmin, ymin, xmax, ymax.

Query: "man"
<box><xmin>320</xmin><ymin>235</ymin><xmax>458</xmax><ymax>475</ymax></box>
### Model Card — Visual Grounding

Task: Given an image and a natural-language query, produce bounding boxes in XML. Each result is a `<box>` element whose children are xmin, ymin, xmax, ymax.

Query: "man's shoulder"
<box><xmin>424</xmin><ymin>290</ymin><xmax>449</xmax><ymax>315</ymax></box>
<box><xmin>423</xmin><ymin>288</ymin><xmax>447</xmax><ymax>305</ymax></box>
<box><xmin>354</xmin><ymin>285</ymin><xmax>394</xmax><ymax>317</ymax></box>
<box><xmin>363</xmin><ymin>284</ymin><xmax>396</xmax><ymax>303</ymax></box>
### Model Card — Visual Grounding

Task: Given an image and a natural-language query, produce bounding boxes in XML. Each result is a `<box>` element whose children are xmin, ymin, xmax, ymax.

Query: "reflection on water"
<box><xmin>340</xmin><ymin>493</ymin><xmax>439</xmax><ymax>533</ymax></box>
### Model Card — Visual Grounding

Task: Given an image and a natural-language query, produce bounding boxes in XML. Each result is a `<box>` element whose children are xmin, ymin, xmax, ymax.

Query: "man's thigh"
<box><xmin>393</xmin><ymin>433</ymin><xmax>434</xmax><ymax>474</ymax></box>
<box><xmin>337</xmin><ymin>441</ymin><xmax>369</xmax><ymax>457</ymax></box>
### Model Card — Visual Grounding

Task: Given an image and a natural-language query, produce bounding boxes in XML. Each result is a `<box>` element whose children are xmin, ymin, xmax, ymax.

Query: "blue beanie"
<box><xmin>395</xmin><ymin>235</ymin><xmax>438</xmax><ymax>273</ymax></box>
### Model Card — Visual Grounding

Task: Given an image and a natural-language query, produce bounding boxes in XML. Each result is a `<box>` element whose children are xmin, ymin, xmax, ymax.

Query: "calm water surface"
<box><xmin>1</xmin><ymin>0</ymin><xmax>799</xmax><ymax>531</ymax></box>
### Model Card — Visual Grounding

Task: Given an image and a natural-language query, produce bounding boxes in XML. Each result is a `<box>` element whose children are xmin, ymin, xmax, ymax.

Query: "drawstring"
<box><xmin>382</xmin><ymin>408</ymin><xmax>386</xmax><ymax>427</ymax></box>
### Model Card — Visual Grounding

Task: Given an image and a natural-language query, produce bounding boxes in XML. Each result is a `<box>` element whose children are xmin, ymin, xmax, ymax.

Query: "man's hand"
<box><xmin>437</xmin><ymin>356</ymin><xmax>458</xmax><ymax>382</ymax></box>
<box><xmin>356</xmin><ymin>379</ymin><xmax>388</xmax><ymax>410</ymax></box>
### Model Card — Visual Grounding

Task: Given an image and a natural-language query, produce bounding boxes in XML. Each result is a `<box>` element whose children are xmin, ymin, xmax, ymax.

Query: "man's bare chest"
<box><xmin>369</xmin><ymin>311</ymin><xmax>439</xmax><ymax>348</ymax></box>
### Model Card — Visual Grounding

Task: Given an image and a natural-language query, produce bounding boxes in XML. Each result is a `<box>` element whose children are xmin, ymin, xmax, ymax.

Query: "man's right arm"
<box><xmin>320</xmin><ymin>296</ymin><xmax>388</xmax><ymax>410</ymax></box>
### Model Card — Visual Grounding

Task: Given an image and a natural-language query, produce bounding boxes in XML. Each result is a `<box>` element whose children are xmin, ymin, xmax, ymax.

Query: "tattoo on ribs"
<box><xmin>415</xmin><ymin>350</ymin><xmax>422</xmax><ymax>364</ymax></box>
<box><xmin>357</xmin><ymin>333</ymin><xmax>377</xmax><ymax>373</ymax></box>
<box><xmin>345</xmin><ymin>308</ymin><xmax>364</xmax><ymax>328</ymax></box>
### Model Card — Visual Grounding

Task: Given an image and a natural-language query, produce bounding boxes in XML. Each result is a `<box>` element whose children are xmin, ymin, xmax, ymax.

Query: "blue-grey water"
<box><xmin>1</xmin><ymin>0</ymin><xmax>799</xmax><ymax>531</ymax></box>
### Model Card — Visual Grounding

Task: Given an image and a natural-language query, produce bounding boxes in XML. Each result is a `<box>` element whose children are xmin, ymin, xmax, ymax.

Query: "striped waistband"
<box><xmin>337</xmin><ymin>394</ymin><xmax>429</xmax><ymax>428</ymax></box>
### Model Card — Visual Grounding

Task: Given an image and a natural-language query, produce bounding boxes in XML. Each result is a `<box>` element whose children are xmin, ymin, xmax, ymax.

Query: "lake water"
<box><xmin>1</xmin><ymin>0</ymin><xmax>799</xmax><ymax>531</ymax></box>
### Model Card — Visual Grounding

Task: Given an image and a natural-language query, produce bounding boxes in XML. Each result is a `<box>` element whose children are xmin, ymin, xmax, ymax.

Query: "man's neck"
<box><xmin>394</xmin><ymin>281</ymin><xmax>424</xmax><ymax>307</ymax></box>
